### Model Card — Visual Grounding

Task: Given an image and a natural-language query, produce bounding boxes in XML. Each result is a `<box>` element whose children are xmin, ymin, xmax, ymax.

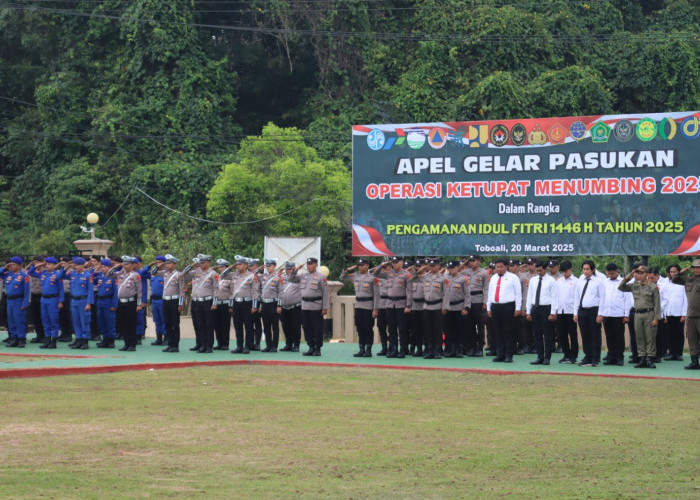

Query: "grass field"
<box><xmin>1</xmin><ymin>365</ymin><xmax>698</xmax><ymax>499</ymax></box>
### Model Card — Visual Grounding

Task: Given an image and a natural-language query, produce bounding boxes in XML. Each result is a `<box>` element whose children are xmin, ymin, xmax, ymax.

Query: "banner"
<box><xmin>352</xmin><ymin>112</ymin><xmax>700</xmax><ymax>256</ymax></box>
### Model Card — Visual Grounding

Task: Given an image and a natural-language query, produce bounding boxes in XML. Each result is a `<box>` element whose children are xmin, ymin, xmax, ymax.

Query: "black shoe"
<box><xmin>30</xmin><ymin>336</ymin><xmax>46</xmax><ymax>344</ymax></box>
<box><xmin>118</xmin><ymin>346</ymin><xmax>133</xmax><ymax>352</ymax></box>
<box><xmin>79</xmin><ymin>340</ymin><xmax>89</xmax><ymax>350</ymax></box>
<box><xmin>279</xmin><ymin>345</ymin><xmax>292</xmax><ymax>352</ymax></box>
<box><xmin>231</xmin><ymin>346</ymin><xmax>243</xmax><ymax>354</ymax></box>
<box><xmin>90</xmin><ymin>334</ymin><xmax>101</xmax><ymax>341</ymax></box>
<box><xmin>261</xmin><ymin>345</ymin><xmax>272</xmax><ymax>352</ymax></box>
<box><xmin>303</xmin><ymin>347</ymin><xmax>315</xmax><ymax>356</ymax></box>
<box><xmin>493</xmin><ymin>357</ymin><xmax>506</xmax><ymax>362</ymax></box>
<box><xmin>603</xmin><ymin>359</ymin><xmax>616</xmax><ymax>365</ymax></box>
<box><xmin>579</xmin><ymin>358</ymin><xmax>592</xmax><ymax>367</ymax></box>
<box><xmin>251</xmin><ymin>343</ymin><xmax>260</xmax><ymax>351</ymax></box>
<box><xmin>313</xmin><ymin>349</ymin><xmax>321</xmax><ymax>356</ymax></box>
<box><xmin>469</xmin><ymin>349</ymin><xmax>484</xmax><ymax>357</ymax></box>
<box><xmin>197</xmin><ymin>347</ymin><xmax>206</xmax><ymax>353</ymax></box>
<box><xmin>200</xmin><ymin>348</ymin><xmax>213</xmax><ymax>353</ymax></box>
<box><xmin>530</xmin><ymin>358</ymin><xmax>544</xmax><ymax>365</ymax></box>
<box><xmin>362</xmin><ymin>347</ymin><xmax>372</xmax><ymax>357</ymax></box>
<box><xmin>151</xmin><ymin>338</ymin><xmax>163</xmax><ymax>346</ymax></box>
<box><xmin>423</xmin><ymin>349</ymin><xmax>435</xmax><ymax>359</ymax></box>
<box><xmin>46</xmin><ymin>339</ymin><xmax>57</xmax><ymax>349</ymax></box>
<box><xmin>189</xmin><ymin>345</ymin><xmax>201</xmax><ymax>352</ymax></box>
<box><xmin>515</xmin><ymin>348</ymin><xmax>526</xmax><ymax>355</ymax></box>
<box><xmin>70</xmin><ymin>339</ymin><xmax>83</xmax><ymax>349</ymax></box>
<box><xmin>684</xmin><ymin>356</ymin><xmax>700</xmax><ymax>370</ymax></box>
<box><xmin>40</xmin><ymin>338</ymin><xmax>52</xmax><ymax>349</ymax></box>
<box><xmin>663</xmin><ymin>354</ymin><xmax>674</xmax><ymax>361</ymax></box>
<box><xmin>163</xmin><ymin>347</ymin><xmax>179</xmax><ymax>352</ymax></box>
<box><xmin>602</xmin><ymin>354</ymin><xmax>610</xmax><ymax>362</ymax></box>
<box><xmin>616</xmin><ymin>358</ymin><xmax>624</xmax><ymax>366</ymax></box>
<box><xmin>269</xmin><ymin>347</ymin><xmax>277</xmax><ymax>353</ymax></box>
<box><xmin>504</xmin><ymin>357</ymin><xmax>513</xmax><ymax>363</ymax></box>
<box><xmin>353</xmin><ymin>345</ymin><xmax>365</xmax><ymax>358</ymax></box>
<box><xmin>213</xmin><ymin>345</ymin><xmax>229</xmax><ymax>351</ymax></box>
<box><xmin>242</xmin><ymin>348</ymin><xmax>250</xmax><ymax>354</ymax></box>
<box><xmin>376</xmin><ymin>346</ymin><xmax>388</xmax><ymax>356</ymax></box>
<box><xmin>413</xmin><ymin>349</ymin><xmax>423</xmax><ymax>357</ymax></box>
<box><xmin>647</xmin><ymin>357</ymin><xmax>656</xmax><ymax>369</ymax></box>
<box><xmin>634</xmin><ymin>357</ymin><xmax>648</xmax><ymax>368</ymax></box>
<box><xmin>291</xmin><ymin>346</ymin><xmax>299</xmax><ymax>352</ymax></box>
<box><xmin>559</xmin><ymin>357</ymin><xmax>572</xmax><ymax>364</ymax></box>
<box><xmin>542</xmin><ymin>358</ymin><xmax>550</xmax><ymax>365</ymax></box>
<box><xmin>16</xmin><ymin>338</ymin><xmax>26</xmax><ymax>348</ymax></box>
<box><xmin>57</xmin><ymin>335</ymin><xmax>72</xmax><ymax>342</ymax></box>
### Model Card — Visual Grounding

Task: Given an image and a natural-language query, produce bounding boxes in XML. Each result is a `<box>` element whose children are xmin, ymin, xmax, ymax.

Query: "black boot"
<box><xmin>151</xmin><ymin>336</ymin><xmax>163</xmax><ymax>346</ymax></box>
<box><xmin>47</xmin><ymin>338</ymin><xmax>57</xmax><ymax>349</ymax></box>
<box><xmin>353</xmin><ymin>345</ymin><xmax>365</xmax><ymax>358</ymax></box>
<box><xmin>79</xmin><ymin>339</ymin><xmax>89</xmax><ymax>350</ymax></box>
<box><xmin>313</xmin><ymin>347</ymin><xmax>322</xmax><ymax>356</ymax></box>
<box><xmin>376</xmin><ymin>342</ymin><xmax>388</xmax><ymax>356</ymax></box>
<box><xmin>443</xmin><ymin>345</ymin><xmax>455</xmax><ymax>358</ymax></box>
<box><xmin>423</xmin><ymin>347</ymin><xmax>434</xmax><ymax>359</ymax></box>
<box><xmin>303</xmin><ymin>346</ymin><xmax>316</xmax><ymax>356</ymax></box>
<box><xmin>386</xmin><ymin>344</ymin><xmax>398</xmax><ymax>358</ymax></box>
<box><xmin>634</xmin><ymin>356</ymin><xmax>648</xmax><ymax>368</ymax></box>
<box><xmin>684</xmin><ymin>355</ymin><xmax>700</xmax><ymax>370</ymax></box>
<box><xmin>70</xmin><ymin>339</ymin><xmax>83</xmax><ymax>349</ymax></box>
<box><xmin>646</xmin><ymin>356</ymin><xmax>656</xmax><ymax>369</ymax></box>
<box><xmin>17</xmin><ymin>338</ymin><xmax>26</xmax><ymax>348</ymax></box>
<box><xmin>280</xmin><ymin>344</ymin><xmax>292</xmax><ymax>352</ymax></box>
<box><xmin>40</xmin><ymin>337</ymin><xmax>52</xmax><ymax>349</ymax></box>
<box><xmin>90</xmin><ymin>332</ymin><xmax>101</xmax><ymax>341</ymax></box>
<box><xmin>30</xmin><ymin>335</ymin><xmax>46</xmax><ymax>344</ymax></box>
<box><xmin>454</xmin><ymin>345</ymin><xmax>464</xmax><ymax>358</ymax></box>
<box><xmin>7</xmin><ymin>338</ymin><xmax>19</xmax><ymax>348</ymax></box>
<box><xmin>362</xmin><ymin>345</ymin><xmax>372</xmax><ymax>357</ymax></box>
<box><xmin>413</xmin><ymin>347</ymin><xmax>423</xmax><ymax>357</ymax></box>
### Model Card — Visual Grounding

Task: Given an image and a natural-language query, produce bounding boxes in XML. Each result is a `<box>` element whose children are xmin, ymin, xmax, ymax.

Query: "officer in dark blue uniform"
<box><xmin>1</xmin><ymin>256</ymin><xmax>30</xmax><ymax>347</ymax></box>
<box><xmin>134</xmin><ymin>257</ymin><xmax>149</xmax><ymax>344</ymax></box>
<box><xmin>27</xmin><ymin>256</ymin><xmax>65</xmax><ymax>349</ymax></box>
<box><xmin>60</xmin><ymin>257</ymin><xmax>95</xmax><ymax>350</ymax></box>
<box><xmin>149</xmin><ymin>256</ymin><xmax>167</xmax><ymax>345</ymax></box>
<box><xmin>93</xmin><ymin>258</ymin><xmax>119</xmax><ymax>348</ymax></box>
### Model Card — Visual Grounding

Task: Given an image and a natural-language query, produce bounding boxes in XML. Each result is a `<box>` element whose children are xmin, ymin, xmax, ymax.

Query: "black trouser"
<box><xmin>280</xmin><ymin>305</ymin><xmax>301</xmax><ymax>347</ymax></box>
<box><xmin>465</xmin><ymin>301</ymin><xmax>484</xmax><ymax>350</ymax></box>
<box><xmin>232</xmin><ymin>300</ymin><xmax>254</xmax><ymax>349</ymax></box>
<box><xmin>517</xmin><ymin>314</ymin><xmax>533</xmax><ymax>348</ymax></box>
<box><xmin>411</xmin><ymin>309</ymin><xmax>424</xmax><ymax>350</ymax></box>
<box><xmin>422</xmin><ymin>309</ymin><xmax>443</xmax><ymax>350</ymax></box>
<box><xmin>666</xmin><ymin>316</ymin><xmax>684</xmax><ymax>357</ymax></box>
<box><xmin>655</xmin><ymin>318</ymin><xmax>667</xmax><ymax>358</ymax></box>
<box><xmin>628</xmin><ymin>308</ymin><xmax>638</xmax><ymax>356</ymax></box>
<box><xmin>485</xmin><ymin>311</ymin><xmax>495</xmax><ymax>350</ymax></box>
<box><xmin>355</xmin><ymin>308</ymin><xmax>374</xmax><ymax>345</ymax></box>
<box><xmin>444</xmin><ymin>310</ymin><xmax>465</xmax><ymax>349</ymax></box>
<box><xmin>262</xmin><ymin>302</ymin><xmax>280</xmax><ymax>347</ymax></box>
<box><xmin>386</xmin><ymin>307</ymin><xmax>408</xmax><ymax>351</ymax></box>
<box><xmin>163</xmin><ymin>299</ymin><xmax>181</xmax><ymax>348</ymax></box>
<box><xmin>214</xmin><ymin>302</ymin><xmax>231</xmax><ymax>347</ymax></box>
<box><xmin>118</xmin><ymin>300</ymin><xmax>137</xmax><ymax>348</ymax></box>
<box><xmin>376</xmin><ymin>308</ymin><xmax>388</xmax><ymax>346</ymax></box>
<box><xmin>252</xmin><ymin>310</ymin><xmax>263</xmax><ymax>345</ymax></box>
<box><xmin>578</xmin><ymin>306</ymin><xmax>601</xmax><ymax>362</ymax></box>
<box><xmin>603</xmin><ymin>316</ymin><xmax>625</xmax><ymax>361</ymax></box>
<box><xmin>301</xmin><ymin>309</ymin><xmax>324</xmax><ymax>350</ymax></box>
<box><xmin>557</xmin><ymin>313</ymin><xmax>578</xmax><ymax>360</ymax></box>
<box><xmin>29</xmin><ymin>292</ymin><xmax>44</xmax><ymax>336</ymax></box>
<box><xmin>192</xmin><ymin>299</ymin><xmax>215</xmax><ymax>350</ymax></box>
<box><xmin>491</xmin><ymin>302</ymin><xmax>516</xmax><ymax>359</ymax></box>
<box><xmin>59</xmin><ymin>293</ymin><xmax>73</xmax><ymax>336</ymax></box>
<box><xmin>532</xmin><ymin>305</ymin><xmax>555</xmax><ymax>359</ymax></box>
<box><xmin>91</xmin><ymin>300</ymin><xmax>100</xmax><ymax>336</ymax></box>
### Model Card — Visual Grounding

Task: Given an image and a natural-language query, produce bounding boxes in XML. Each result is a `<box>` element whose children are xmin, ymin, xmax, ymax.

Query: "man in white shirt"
<box><xmin>597</xmin><ymin>263</ymin><xmax>632</xmax><ymax>366</ymax></box>
<box><xmin>664</xmin><ymin>264</ymin><xmax>687</xmax><ymax>361</ymax></box>
<box><xmin>556</xmin><ymin>261</ymin><xmax>578</xmax><ymax>364</ymax></box>
<box><xmin>526</xmin><ymin>260</ymin><xmax>558</xmax><ymax>365</ymax></box>
<box><xmin>574</xmin><ymin>260</ymin><xmax>605</xmax><ymax>367</ymax></box>
<box><xmin>487</xmin><ymin>258</ymin><xmax>522</xmax><ymax>363</ymax></box>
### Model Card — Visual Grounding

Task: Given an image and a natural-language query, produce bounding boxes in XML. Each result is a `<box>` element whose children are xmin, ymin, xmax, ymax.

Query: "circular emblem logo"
<box><xmin>367</xmin><ymin>129</ymin><xmax>385</xmax><ymax>151</ymax></box>
<box><xmin>569</xmin><ymin>121</ymin><xmax>587</xmax><ymax>141</ymax></box>
<box><xmin>490</xmin><ymin>124</ymin><xmax>509</xmax><ymax>147</ymax></box>
<box><xmin>680</xmin><ymin>116</ymin><xmax>700</xmax><ymax>139</ymax></box>
<box><xmin>407</xmin><ymin>130</ymin><xmax>426</xmax><ymax>149</ymax></box>
<box><xmin>511</xmin><ymin>123</ymin><xmax>527</xmax><ymax>146</ymax></box>
<box><xmin>613</xmin><ymin>119</ymin><xmax>634</xmax><ymax>142</ymax></box>
<box><xmin>428</xmin><ymin>128</ymin><xmax>447</xmax><ymax>149</ymax></box>
<box><xmin>636</xmin><ymin>118</ymin><xmax>658</xmax><ymax>142</ymax></box>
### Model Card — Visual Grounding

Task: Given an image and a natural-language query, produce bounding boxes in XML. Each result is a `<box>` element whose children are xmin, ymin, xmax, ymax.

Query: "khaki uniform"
<box><xmin>419</xmin><ymin>271</ymin><xmax>446</xmax><ymax>353</ymax></box>
<box><xmin>186</xmin><ymin>267</ymin><xmax>218</xmax><ymax>351</ymax></box>
<box><xmin>619</xmin><ymin>278</ymin><xmax>661</xmax><ymax>357</ymax></box>
<box><xmin>259</xmin><ymin>271</ymin><xmax>282</xmax><ymax>349</ymax></box>
<box><xmin>115</xmin><ymin>269</ymin><xmax>142</xmax><ymax>349</ymax></box>
<box><xmin>279</xmin><ymin>271</ymin><xmax>302</xmax><ymax>349</ymax></box>
<box><xmin>340</xmin><ymin>270</ymin><xmax>379</xmax><ymax>347</ymax></box>
<box><xmin>672</xmin><ymin>273</ymin><xmax>700</xmax><ymax>356</ymax></box>
<box><xmin>290</xmin><ymin>270</ymin><xmax>329</xmax><ymax>352</ymax></box>
<box><xmin>160</xmin><ymin>269</ymin><xmax>185</xmax><ymax>349</ymax></box>
<box><xmin>374</xmin><ymin>266</ymin><xmax>412</xmax><ymax>355</ymax></box>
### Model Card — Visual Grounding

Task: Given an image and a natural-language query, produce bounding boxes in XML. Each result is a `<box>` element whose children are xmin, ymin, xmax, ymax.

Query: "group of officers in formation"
<box><xmin>0</xmin><ymin>254</ymin><xmax>329</xmax><ymax>355</ymax></box>
<box><xmin>340</xmin><ymin>255</ymin><xmax>700</xmax><ymax>370</ymax></box>
<box><xmin>2</xmin><ymin>252</ymin><xmax>700</xmax><ymax>370</ymax></box>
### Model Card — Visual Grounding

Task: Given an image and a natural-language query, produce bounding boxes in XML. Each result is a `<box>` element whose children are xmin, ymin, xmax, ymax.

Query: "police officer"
<box><xmin>133</xmin><ymin>257</ymin><xmax>149</xmax><ymax>344</ymax></box>
<box><xmin>57</xmin><ymin>257</ymin><xmax>74</xmax><ymax>342</ymax></box>
<box><xmin>87</xmin><ymin>255</ymin><xmax>102</xmax><ymax>341</ymax></box>
<box><xmin>373</xmin><ymin>256</ymin><xmax>412</xmax><ymax>358</ymax></box>
<box><xmin>146</xmin><ymin>256</ymin><xmax>167</xmax><ymax>346</ymax></box>
<box><xmin>340</xmin><ymin>258</ymin><xmax>379</xmax><ymax>357</ymax></box>
<box><xmin>27</xmin><ymin>255</ymin><xmax>45</xmax><ymax>344</ymax></box>
<box><xmin>464</xmin><ymin>255</ymin><xmax>487</xmax><ymax>356</ymax></box>
<box><xmin>60</xmin><ymin>257</ymin><xmax>95</xmax><ymax>350</ymax></box>
<box><xmin>186</xmin><ymin>254</ymin><xmax>218</xmax><ymax>353</ymax></box>
<box><xmin>375</xmin><ymin>273</ymin><xmax>390</xmax><ymax>355</ymax></box>
<box><xmin>409</xmin><ymin>259</ymin><xmax>425</xmax><ymax>357</ymax></box>
<box><xmin>291</xmin><ymin>258</ymin><xmax>329</xmax><ymax>356</ymax></box>
<box><xmin>278</xmin><ymin>261</ymin><xmax>302</xmax><ymax>352</ymax></box>
<box><xmin>249</xmin><ymin>258</ymin><xmax>263</xmax><ymax>350</ymax></box>
<box><xmin>0</xmin><ymin>257</ymin><xmax>30</xmax><ymax>347</ymax></box>
<box><xmin>416</xmin><ymin>258</ymin><xmax>444</xmax><ymax>359</ymax></box>
<box><xmin>229</xmin><ymin>256</ymin><xmax>258</xmax><ymax>354</ymax></box>
<box><xmin>212</xmin><ymin>258</ymin><xmax>233</xmax><ymax>350</ymax></box>
<box><xmin>443</xmin><ymin>260</ymin><xmax>471</xmax><ymax>358</ymax></box>
<box><xmin>93</xmin><ymin>258</ymin><xmax>118</xmax><ymax>348</ymax></box>
<box><xmin>672</xmin><ymin>260</ymin><xmax>700</xmax><ymax>369</ymax></box>
<box><xmin>27</xmin><ymin>257</ymin><xmax>64</xmax><ymax>349</ymax></box>
<box><xmin>115</xmin><ymin>256</ymin><xmax>143</xmax><ymax>351</ymax></box>
<box><xmin>161</xmin><ymin>254</ymin><xmax>185</xmax><ymax>352</ymax></box>
<box><xmin>619</xmin><ymin>265</ymin><xmax>661</xmax><ymax>368</ymax></box>
<box><xmin>259</xmin><ymin>259</ymin><xmax>282</xmax><ymax>352</ymax></box>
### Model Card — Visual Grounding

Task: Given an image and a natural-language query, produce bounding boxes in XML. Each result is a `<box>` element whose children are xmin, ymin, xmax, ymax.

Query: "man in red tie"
<box><xmin>486</xmin><ymin>259</ymin><xmax>522</xmax><ymax>363</ymax></box>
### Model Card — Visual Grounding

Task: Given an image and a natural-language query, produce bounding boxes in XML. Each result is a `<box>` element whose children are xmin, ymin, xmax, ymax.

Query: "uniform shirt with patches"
<box><xmin>290</xmin><ymin>270</ymin><xmax>330</xmax><ymax>311</ymax></box>
<box><xmin>63</xmin><ymin>269</ymin><xmax>95</xmax><ymax>304</ymax></box>
<box><xmin>414</xmin><ymin>272</ymin><xmax>445</xmax><ymax>311</ymax></box>
<box><xmin>373</xmin><ymin>267</ymin><xmax>413</xmax><ymax>309</ymax></box>
<box><xmin>115</xmin><ymin>268</ymin><xmax>143</xmax><ymax>306</ymax></box>
<box><xmin>279</xmin><ymin>271</ymin><xmax>302</xmax><ymax>307</ymax></box>
<box><xmin>443</xmin><ymin>272</ymin><xmax>471</xmax><ymax>311</ymax></box>
<box><xmin>92</xmin><ymin>272</ymin><xmax>119</xmax><ymax>309</ymax></box>
<box><xmin>618</xmin><ymin>277</ymin><xmax>662</xmax><ymax>321</ymax></box>
<box><xmin>464</xmin><ymin>267</ymin><xmax>488</xmax><ymax>303</ymax></box>
<box><xmin>0</xmin><ymin>269</ymin><xmax>31</xmax><ymax>309</ymax></box>
<box><xmin>410</xmin><ymin>274</ymin><xmax>425</xmax><ymax>312</ymax></box>
<box><xmin>159</xmin><ymin>269</ymin><xmax>186</xmax><ymax>306</ymax></box>
<box><xmin>28</xmin><ymin>265</ymin><xmax>65</xmax><ymax>301</ymax></box>
<box><xmin>214</xmin><ymin>274</ymin><xmax>234</xmax><ymax>306</ymax></box>
<box><xmin>340</xmin><ymin>269</ymin><xmax>379</xmax><ymax>310</ymax></box>
<box><xmin>229</xmin><ymin>270</ymin><xmax>259</xmax><ymax>306</ymax></box>
<box><xmin>259</xmin><ymin>272</ymin><xmax>282</xmax><ymax>302</ymax></box>
<box><xmin>672</xmin><ymin>274</ymin><xmax>700</xmax><ymax>317</ymax></box>
<box><xmin>377</xmin><ymin>277</ymin><xmax>389</xmax><ymax>309</ymax></box>
<box><xmin>186</xmin><ymin>268</ymin><xmax>219</xmax><ymax>300</ymax></box>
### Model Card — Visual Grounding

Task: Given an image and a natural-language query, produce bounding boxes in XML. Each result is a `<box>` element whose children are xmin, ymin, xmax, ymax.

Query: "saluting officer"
<box><xmin>443</xmin><ymin>260</ymin><xmax>471</xmax><ymax>358</ymax></box>
<box><xmin>186</xmin><ymin>254</ymin><xmax>218</xmax><ymax>353</ymax></box>
<box><xmin>416</xmin><ymin>258</ymin><xmax>445</xmax><ymax>359</ymax></box>
<box><xmin>27</xmin><ymin>256</ymin><xmax>45</xmax><ymax>344</ymax></box>
<box><xmin>373</xmin><ymin>256</ymin><xmax>412</xmax><ymax>358</ymax></box>
<box><xmin>0</xmin><ymin>257</ymin><xmax>30</xmax><ymax>347</ymax></box>
<box><xmin>93</xmin><ymin>258</ymin><xmax>119</xmax><ymax>348</ymax></box>
<box><xmin>375</xmin><ymin>275</ymin><xmax>390</xmax><ymax>355</ymax></box>
<box><xmin>409</xmin><ymin>258</ymin><xmax>426</xmax><ymax>357</ymax></box>
<box><xmin>619</xmin><ymin>265</ymin><xmax>661</xmax><ymax>369</ymax></box>
<box><xmin>148</xmin><ymin>256</ymin><xmax>167</xmax><ymax>346</ymax></box>
<box><xmin>671</xmin><ymin>259</ymin><xmax>700</xmax><ymax>369</ymax></box>
<box><xmin>290</xmin><ymin>257</ymin><xmax>329</xmax><ymax>356</ymax></box>
<box><xmin>340</xmin><ymin>258</ymin><xmax>380</xmax><ymax>357</ymax></box>
<box><xmin>61</xmin><ymin>257</ymin><xmax>95</xmax><ymax>350</ymax></box>
<box><xmin>27</xmin><ymin>256</ymin><xmax>64</xmax><ymax>349</ymax></box>
<box><xmin>249</xmin><ymin>258</ymin><xmax>264</xmax><ymax>350</ymax></box>
<box><xmin>160</xmin><ymin>254</ymin><xmax>185</xmax><ymax>352</ymax></box>
<box><xmin>229</xmin><ymin>256</ymin><xmax>259</xmax><ymax>354</ymax></box>
<box><xmin>278</xmin><ymin>261</ymin><xmax>302</xmax><ymax>352</ymax></box>
<box><xmin>259</xmin><ymin>259</ymin><xmax>282</xmax><ymax>352</ymax></box>
<box><xmin>464</xmin><ymin>255</ymin><xmax>487</xmax><ymax>357</ymax></box>
<box><xmin>213</xmin><ymin>258</ymin><xmax>234</xmax><ymax>350</ymax></box>
<box><xmin>115</xmin><ymin>256</ymin><xmax>143</xmax><ymax>351</ymax></box>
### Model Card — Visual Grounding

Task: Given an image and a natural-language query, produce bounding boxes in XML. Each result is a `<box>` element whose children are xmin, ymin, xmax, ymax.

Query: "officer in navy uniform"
<box><xmin>59</xmin><ymin>257</ymin><xmax>95</xmax><ymax>350</ymax></box>
<box><xmin>212</xmin><ymin>258</ymin><xmax>233</xmax><ymax>350</ymax></box>
<box><xmin>115</xmin><ymin>256</ymin><xmax>143</xmax><ymax>351</ymax></box>
<box><xmin>146</xmin><ymin>256</ymin><xmax>167</xmax><ymax>346</ymax></box>
<box><xmin>27</xmin><ymin>257</ymin><xmax>65</xmax><ymax>349</ymax></box>
<box><xmin>57</xmin><ymin>257</ymin><xmax>74</xmax><ymax>342</ymax></box>
<box><xmin>27</xmin><ymin>256</ymin><xmax>45</xmax><ymax>344</ymax></box>
<box><xmin>290</xmin><ymin>258</ymin><xmax>329</xmax><ymax>356</ymax></box>
<box><xmin>0</xmin><ymin>257</ymin><xmax>30</xmax><ymax>347</ymax></box>
<box><xmin>278</xmin><ymin>261</ymin><xmax>302</xmax><ymax>352</ymax></box>
<box><xmin>160</xmin><ymin>254</ymin><xmax>185</xmax><ymax>352</ymax></box>
<box><xmin>229</xmin><ymin>256</ymin><xmax>259</xmax><ymax>354</ymax></box>
<box><xmin>340</xmin><ymin>258</ymin><xmax>380</xmax><ymax>357</ymax></box>
<box><xmin>93</xmin><ymin>258</ymin><xmax>119</xmax><ymax>348</ymax></box>
<box><xmin>259</xmin><ymin>259</ymin><xmax>282</xmax><ymax>352</ymax></box>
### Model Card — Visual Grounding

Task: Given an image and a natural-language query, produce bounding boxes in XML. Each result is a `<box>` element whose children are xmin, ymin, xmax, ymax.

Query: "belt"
<box><xmin>42</xmin><ymin>294</ymin><xmax>59</xmax><ymax>299</ymax></box>
<box><xmin>380</xmin><ymin>295</ymin><xmax>388</xmax><ymax>299</ymax></box>
<box><xmin>635</xmin><ymin>308</ymin><xmax>653</xmax><ymax>313</ymax></box>
<box><xmin>387</xmin><ymin>295</ymin><xmax>406</xmax><ymax>300</ymax></box>
<box><xmin>492</xmin><ymin>301</ymin><xmax>515</xmax><ymax>306</ymax></box>
<box><xmin>302</xmin><ymin>296</ymin><xmax>322</xmax><ymax>302</ymax></box>
<box><xmin>97</xmin><ymin>295</ymin><xmax>114</xmax><ymax>300</ymax></box>
<box><xmin>449</xmin><ymin>300</ymin><xmax>464</xmax><ymax>306</ymax></box>
<box><xmin>164</xmin><ymin>295</ymin><xmax>180</xmax><ymax>300</ymax></box>
<box><xmin>470</xmin><ymin>291</ymin><xmax>484</xmax><ymax>296</ymax></box>
<box><xmin>71</xmin><ymin>295</ymin><xmax>87</xmax><ymax>300</ymax></box>
<box><xmin>193</xmin><ymin>296</ymin><xmax>213</xmax><ymax>302</ymax></box>
<box><xmin>6</xmin><ymin>295</ymin><xmax>24</xmax><ymax>299</ymax></box>
<box><xmin>261</xmin><ymin>298</ymin><xmax>277</xmax><ymax>303</ymax></box>
<box><xmin>425</xmin><ymin>299</ymin><xmax>442</xmax><ymax>305</ymax></box>
<box><xmin>413</xmin><ymin>298</ymin><xmax>425</xmax><ymax>303</ymax></box>
<box><xmin>119</xmin><ymin>297</ymin><xmax>136</xmax><ymax>303</ymax></box>
<box><xmin>150</xmin><ymin>295</ymin><xmax>162</xmax><ymax>300</ymax></box>
<box><xmin>356</xmin><ymin>297</ymin><xmax>373</xmax><ymax>302</ymax></box>
<box><xmin>283</xmin><ymin>303</ymin><xmax>300</xmax><ymax>309</ymax></box>
<box><xmin>234</xmin><ymin>298</ymin><xmax>252</xmax><ymax>303</ymax></box>
<box><xmin>579</xmin><ymin>306</ymin><xmax>597</xmax><ymax>311</ymax></box>
<box><xmin>534</xmin><ymin>304</ymin><xmax>551</xmax><ymax>308</ymax></box>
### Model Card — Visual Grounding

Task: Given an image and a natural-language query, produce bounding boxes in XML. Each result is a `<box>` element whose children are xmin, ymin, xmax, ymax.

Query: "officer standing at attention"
<box><xmin>133</xmin><ymin>257</ymin><xmax>150</xmax><ymax>344</ymax></box>
<box><xmin>443</xmin><ymin>260</ymin><xmax>471</xmax><ymax>358</ymax></box>
<box><xmin>464</xmin><ymin>255</ymin><xmax>487</xmax><ymax>357</ymax></box>
<box><xmin>375</xmin><ymin>274</ymin><xmax>390</xmax><ymax>355</ymax></box>
<box><xmin>61</xmin><ymin>257</ymin><xmax>95</xmax><ymax>350</ymax></box>
<box><xmin>160</xmin><ymin>254</ymin><xmax>185</xmax><ymax>352</ymax></box>
<box><xmin>93</xmin><ymin>258</ymin><xmax>119</xmax><ymax>348</ymax></box>
<box><xmin>291</xmin><ymin>258</ymin><xmax>329</xmax><ymax>356</ymax></box>
<box><xmin>278</xmin><ymin>261</ymin><xmax>302</xmax><ymax>352</ymax></box>
<box><xmin>671</xmin><ymin>259</ymin><xmax>700</xmax><ymax>369</ymax></box>
<box><xmin>409</xmin><ymin>258</ymin><xmax>425</xmax><ymax>357</ymax></box>
<box><xmin>248</xmin><ymin>258</ymin><xmax>264</xmax><ymax>350</ymax></box>
<box><xmin>525</xmin><ymin>260</ymin><xmax>558</xmax><ymax>365</ymax></box>
<box><xmin>185</xmin><ymin>254</ymin><xmax>218</xmax><ymax>353</ymax></box>
<box><xmin>212</xmin><ymin>258</ymin><xmax>233</xmax><ymax>350</ymax></box>
<box><xmin>415</xmin><ymin>258</ymin><xmax>444</xmax><ymax>359</ymax></box>
<box><xmin>340</xmin><ymin>258</ymin><xmax>380</xmax><ymax>358</ymax></box>
<box><xmin>115</xmin><ymin>256</ymin><xmax>143</xmax><ymax>351</ymax></box>
<box><xmin>373</xmin><ymin>256</ymin><xmax>412</xmax><ymax>358</ymax></box>
<box><xmin>486</xmin><ymin>258</ymin><xmax>522</xmax><ymax>363</ymax></box>
<box><xmin>27</xmin><ymin>257</ymin><xmax>64</xmax><ymax>349</ymax></box>
<box><xmin>259</xmin><ymin>259</ymin><xmax>282</xmax><ymax>352</ymax></box>
<box><xmin>229</xmin><ymin>256</ymin><xmax>258</xmax><ymax>354</ymax></box>
<box><xmin>0</xmin><ymin>257</ymin><xmax>30</xmax><ymax>347</ymax></box>
<box><xmin>619</xmin><ymin>265</ymin><xmax>661</xmax><ymax>368</ymax></box>
<box><xmin>574</xmin><ymin>260</ymin><xmax>605</xmax><ymax>367</ymax></box>
<box><xmin>146</xmin><ymin>256</ymin><xmax>167</xmax><ymax>346</ymax></box>
<box><xmin>27</xmin><ymin>256</ymin><xmax>45</xmax><ymax>344</ymax></box>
